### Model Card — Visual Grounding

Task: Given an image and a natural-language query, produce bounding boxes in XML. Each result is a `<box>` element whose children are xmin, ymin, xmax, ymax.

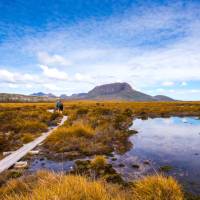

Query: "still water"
<box><xmin>110</xmin><ymin>117</ymin><xmax>200</xmax><ymax>194</ymax></box>
<box><xmin>28</xmin><ymin>117</ymin><xmax>200</xmax><ymax>194</ymax></box>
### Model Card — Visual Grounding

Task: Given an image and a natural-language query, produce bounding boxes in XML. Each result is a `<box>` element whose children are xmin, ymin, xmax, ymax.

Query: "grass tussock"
<box><xmin>0</xmin><ymin>171</ymin><xmax>184</xmax><ymax>200</ymax></box>
<box><xmin>91</xmin><ymin>155</ymin><xmax>107</xmax><ymax>169</ymax></box>
<box><xmin>49</xmin><ymin>122</ymin><xmax>95</xmax><ymax>139</ymax></box>
<box><xmin>0</xmin><ymin>171</ymin><xmax>125</xmax><ymax>200</ymax></box>
<box><xmin>133</xmin><ymin>175</ymin><xmax>184</xmax><ymax>200</ymax></box>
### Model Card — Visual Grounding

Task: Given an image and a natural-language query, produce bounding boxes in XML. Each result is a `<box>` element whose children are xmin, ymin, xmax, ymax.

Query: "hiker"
<box><xmin>55</xmin><ymin>99</ymin><xmax>64</xmax><ymax>114</ymax></box>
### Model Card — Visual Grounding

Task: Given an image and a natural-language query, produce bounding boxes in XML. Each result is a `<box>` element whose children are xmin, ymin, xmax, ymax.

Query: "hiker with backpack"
<box><xmin>55</xmin><ymin>99</ymin><xmax>64</xmax><ymax>114</ymax></box>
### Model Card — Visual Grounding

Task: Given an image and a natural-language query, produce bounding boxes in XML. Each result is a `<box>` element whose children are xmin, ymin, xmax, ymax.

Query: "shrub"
<box><xmin>76</xmin><ymin>108</ymin><xmax>89</xmax><ymax>115</ymax></box>
<box><xmin>21</xmin><ymin>133</ymin><xmax>34</xmax><ymax>143</ymax></box>
<box><xmin>91</xmin><ymin>155</ymin><xmax>107</xmax><ymax>169</ymax></box>
<box><xmin>132</xmin><ymin>175</ymin><xmax>184</xmax><ymax>200</ymax></box>
<box><xmin>123</xmin><ymin>108</ymin><xmax>133</xmax><ymax>117</ymax></box>
<box><xmin>18</xmin><ymin>121</ymin><xmax>48</xmax><ymax>133</ymax></box>
<box><xmin>50</xmin><ymin>112</ymin><xmax>61</xmax><ymax>121</ymax></box>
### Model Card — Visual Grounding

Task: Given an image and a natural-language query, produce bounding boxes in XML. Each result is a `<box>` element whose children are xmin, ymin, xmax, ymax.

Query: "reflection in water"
<box><xmin>29</xmin><ymin>157</ymin><xmax>74</xmax><ymax>172</ymax></box>
<box><xmin>110</xmin><ymin>117</ymin><xmax>200</xmax><ymax>194</ymax></box>
<box><xmin>28</xmin><ymin>117</ymin><xmax>200</xmax><ymax>194</ymax></box>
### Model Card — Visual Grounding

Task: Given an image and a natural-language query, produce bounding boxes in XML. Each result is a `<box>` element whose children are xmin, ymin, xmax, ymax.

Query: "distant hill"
<box><xmin>0</xmin><ymin>93</ymin><xmax>55</xmax><ymax>102</ymax></box>
<box><xmin>63</xmin><ymin>82</ymin><xmax>175</xmax><ymax>101</ymax></box>
<box><xmin>60</xmin><ymin>94</ymin><xmax>68</xmax><ymax>99</ymax></box>
<box><xmin>154</xmin><ymin>95</ymin><xmax>175</xmax><ymax>101</ymax></box>
<box><xmin>31</xmin><ymin>92</ymin><xmax>57</xmax><ymax>98</ymax></box>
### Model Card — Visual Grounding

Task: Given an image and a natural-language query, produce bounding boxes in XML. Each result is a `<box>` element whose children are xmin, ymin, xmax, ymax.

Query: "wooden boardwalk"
<box><xmin>0</xmin><ymin>116</ymin><xmax>67</xmax><ymax>173</ymax></box>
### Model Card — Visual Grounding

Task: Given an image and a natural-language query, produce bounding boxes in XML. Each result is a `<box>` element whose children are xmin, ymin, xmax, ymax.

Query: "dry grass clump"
<box><xmin>21</xmin><ymin>133</ymin><xmax>35</xmax><ymax>143</ymax></box>
<box><xmin>0</xmin><ymin>171</ymin><xmax>126</xmax><ymax>200</ymax></box>
<box><xmin>16</xmin><ymin>120</ymin><xmax>48</xmax><ymax>133</ymax></box>
<box><xmin>132</xmin><ymin>175</ymin><xmax>184</xmax><ymax>200</ymax></box>
<box><xmin>45</xmin><ymin>122</ymin><xmax>96</xmax><ymax>156</ymax></box>
<box><xmin>48</xmin><ymin>122</ymin><xmax>94</xmax><ymax>141</ymax></box>
<box><xmin>91</xmin><ymin>155</ymin><xmax>107</xmax><ymax>169</ymax></box>
<box><xmin>0</xmin><ymin>171</ymin><xmax>184</xmax><ymax>200</ymax></box>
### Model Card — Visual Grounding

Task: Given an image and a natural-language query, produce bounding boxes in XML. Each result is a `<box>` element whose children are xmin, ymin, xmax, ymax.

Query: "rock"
<box><xmin>118</xmin><ymin>163</ymin><xmax>125</xmax><ymax>167</ymax></box>
<box><xmin>143</xmin><ymin>160</ymin><xmax>150</xmax><ymax>165</ymax></box>
<box><xmin>132</xmin><ymin>164</ymin><xmax>140</xmax><ymax>169</ymax></box>
<box><xmin>14</xmin><ymin>161</ymin><xmax>28</xmax><ymax>169</ymax></box>
<box><xmin>28</xmin><ymin>150</ymin><xmax>39</xmax><ymax>155</ymax></box>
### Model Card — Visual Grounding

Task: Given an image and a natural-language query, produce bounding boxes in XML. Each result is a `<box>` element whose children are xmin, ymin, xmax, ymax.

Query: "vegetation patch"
<box><xmin>159</xmin><ymin>165</ymin><xmax>174</xmax><ymax>172</ymax></box>
<box><xmin>0</xmin><ymin>171</ymin><xmax>184</xmax><ymax>200</ymax></box>
<box><xmin>132</xmin><ymin>175</ymin><xmax>184</xmax><ymax>200</ymax></box>
<box><xmin>72</xmin><ymin>156</ymin><xmax>125</xmax><ymax>185</ymax></box>
<box><xmin>0</xmin><ymin>104</ymin><xmax>61</xmax><ymax>154</ymax></box>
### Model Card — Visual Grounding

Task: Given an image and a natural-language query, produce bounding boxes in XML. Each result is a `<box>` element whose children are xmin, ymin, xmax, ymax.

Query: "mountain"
<box><xmin>154</xmin><ymin>95</ymin><xmax>175</xmax><ymax>101</ymax></box>
<box><xmin>71</xmin><ymin>93</ymin><xmax>87</xmax><ymax>98</ymax></box>
<box><xmin>2</xmin><ymin>82</ymin><xmax>175</xmax><ymax>102</ymax></box>
<box><xmin>60</xmin><ymin>94</ymin><xmax>68</xmax><ymax>99</ymax></box>
<box><xmin>31</xmin><ymin>92</ymin><xmax>57</xmax><ymax>98</ymax></box>
<box><xmin>64</xmin><ymin>82</ymin><xmax>175</xmax><ymax>101</ymax></box>
<box><xmin>86</xmin><ymin>82</ymin><xmax>154</xmax><ymax>101</ymax></box>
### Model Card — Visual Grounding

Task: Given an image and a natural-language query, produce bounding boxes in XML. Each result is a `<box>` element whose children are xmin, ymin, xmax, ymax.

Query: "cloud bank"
<box><xmin>0</xmin><ymin>1</ymin><xmax>200</xmax><ymax>100</ymax></box>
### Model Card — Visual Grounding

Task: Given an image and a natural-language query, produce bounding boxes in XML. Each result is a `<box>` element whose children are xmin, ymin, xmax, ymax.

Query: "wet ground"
<box><xmin>27</xmin><ymin>117</ymin><xmax>200</xmax><ymax>194</ymax></box>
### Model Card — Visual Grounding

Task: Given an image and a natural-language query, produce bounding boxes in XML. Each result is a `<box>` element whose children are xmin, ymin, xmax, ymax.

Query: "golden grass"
<box><xmin>0</xmin><ymin>171</ymin><xmax>126</xmax><ymax>200</ymax></box>
<box><xmin>133</xmin><ymin>175</ymin><xmax>184</xmax><ymax>200</ymax></box>
<box><xmin>0</xmin><ymin>105</ymin><xmax>61</xmax><ymax>153</ymax></box>
<box><xmin>0</xmin><ymin>171</ymin><xmax>184</xmax><ymax>200</ymax></box>
<box><xmin>91</xmin><ymin>155</ymin><xmax>107</xmax><ymax>169</ymax></box>
<box><xmin>47</xmin><ymin>122</ymin><xmax>94</xmax><ymax>141</ymax></box>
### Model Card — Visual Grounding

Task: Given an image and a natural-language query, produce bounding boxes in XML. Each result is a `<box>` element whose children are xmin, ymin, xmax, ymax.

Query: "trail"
<box><xmin>0</xmin><ymin>115</ymin><xmax>67</xmax><ymax>173</ymax></box>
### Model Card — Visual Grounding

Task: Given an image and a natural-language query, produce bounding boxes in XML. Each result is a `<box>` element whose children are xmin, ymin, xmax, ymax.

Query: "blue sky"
<box><xmin>0</xmin><ymin>0</ymin><xmax>200</xmax><ymax>100</ymax></box>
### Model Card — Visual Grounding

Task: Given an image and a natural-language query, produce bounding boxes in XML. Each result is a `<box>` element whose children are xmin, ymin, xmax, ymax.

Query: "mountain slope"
<box><xmin>85</xmin><ymin>82</ymin><xmax>155</xmax><ymax>101</ymax></box>
<box><xmin>154</xmin><ymin>95</ymin><xmax>175</xmax><ymax>101</ymax></box>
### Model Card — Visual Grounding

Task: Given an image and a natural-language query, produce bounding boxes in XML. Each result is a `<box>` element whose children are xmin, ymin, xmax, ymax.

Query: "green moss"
<box><xmin>159</xmin><ymin>165</ymin><xmax>173</xmax><ymax>172</ymax></box>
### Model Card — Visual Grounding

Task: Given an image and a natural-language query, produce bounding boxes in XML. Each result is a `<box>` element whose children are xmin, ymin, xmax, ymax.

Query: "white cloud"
<box><xmin>8</xmin><ymin>83</ymin><xmax>18</xmax><ymax>88</ymax></box>
<box><xmin>0</xmin><ymin>69</ymin><xmax>15</xmax><ymax>82</ymax></box>
<box><xmin>43</xmin><ymin>84</ymin><xmax>60</xmax><ymax>91</ymax></box>
<box><xmin>156</xmin><ymin>88</ymin><xmax>165</xmax><ymax>92</ymax></box>
<box><xmin>38</xmin><ymin>52</ymin><xmax>71</xmax><ymax>66</ymax></box>
<box><xmin>0</xmin><ymin>68</ymin><xmax>39</xmax><ymax>83</ymax></box>
<box><xmin>181</xmin><ymin>81</ymin><xmax>187</xmax><ymax>86</ymax></box>
<box><xmin>25</xmin><ymin>84</ymin><xmax>33</xmax><ymax>88</ymax></box>
<box><xmin>162</xmin><ymin>81</ymin><xmax>174</xmax><ymax>86</ymax></box>
<box><xmin>39</xmin><ymin>65</ymin><xmax>68</xmax><ymax>80</ymax></box>
<box><xmin>74</xmin><ymin>73</ymin><xmax>93</xmax><ymax>83</ymax></box>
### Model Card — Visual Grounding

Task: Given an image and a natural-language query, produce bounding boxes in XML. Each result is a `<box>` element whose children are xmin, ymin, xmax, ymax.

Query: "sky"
<box><xmin>0</xmin><ymin>0</ymin><xmax>200</xmax><ymax>100</ymax></box>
